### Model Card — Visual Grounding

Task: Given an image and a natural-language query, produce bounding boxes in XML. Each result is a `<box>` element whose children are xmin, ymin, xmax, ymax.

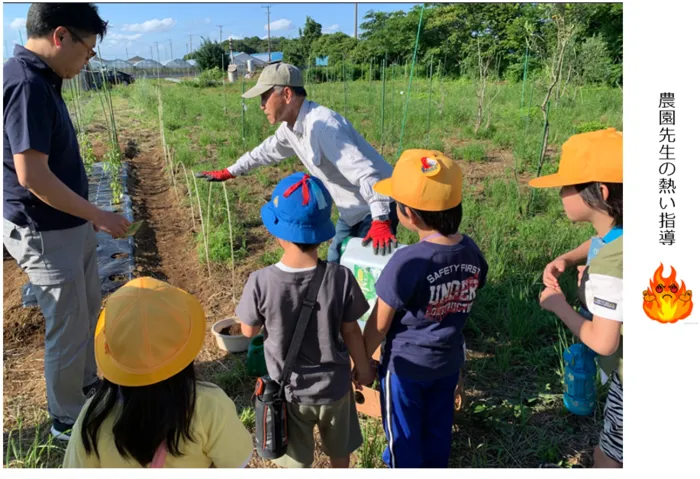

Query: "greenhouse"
<box><xmin>133</xmin><ymin>59</ymin><xmax>164</xmax><ymax>78</ymax></box>
<box><xmin>103</xmin><ymin>59</ymin><xmax>135</xmax><ymax>73</ymax></box>
<box><xmin>163</xmin><ymin>58</ymin><xmax>194</xmax><ymax>76</ymax></box>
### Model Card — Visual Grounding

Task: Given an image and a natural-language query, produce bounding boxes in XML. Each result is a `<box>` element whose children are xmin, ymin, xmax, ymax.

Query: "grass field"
<box><xmin>3</xmin><ymin>72</ymin><xmax>621</xmax><ymax>468</ymax></box>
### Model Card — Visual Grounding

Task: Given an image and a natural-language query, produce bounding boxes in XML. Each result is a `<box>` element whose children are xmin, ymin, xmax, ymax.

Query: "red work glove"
<box><xmin>195</xmin><ymin>168</ymin><xmax>235</xmax><ymax>182</ymax></box>
<box><xmin>362</xmin><ymin>219</ymin><xmax>398</xmax><ymax>256</ymax></box>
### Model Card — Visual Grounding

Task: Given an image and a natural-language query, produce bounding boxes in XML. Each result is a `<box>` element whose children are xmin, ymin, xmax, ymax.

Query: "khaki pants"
<box><xmin>272</xmin><ymin>390</ymin><xmax>363</xmax><ymax>468</ymax></box>
<box><xmin>3</xmin><ymin>219</ymin><xmax>101</xmax><ymax>425</ymax></box>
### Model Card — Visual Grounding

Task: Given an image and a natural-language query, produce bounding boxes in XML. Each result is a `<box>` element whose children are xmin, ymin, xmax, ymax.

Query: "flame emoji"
<box><xmin>643</xmin><ymin>263</ymin><xmax>693</xmax><ymax>323</ymax></box>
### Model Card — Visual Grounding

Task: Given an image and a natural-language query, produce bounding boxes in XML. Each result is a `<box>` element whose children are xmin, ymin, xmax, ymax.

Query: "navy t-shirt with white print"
<box><xmin>375</xmin><ymin>235</ymin><xmax>488</xmax><ymax>380</ymax></box>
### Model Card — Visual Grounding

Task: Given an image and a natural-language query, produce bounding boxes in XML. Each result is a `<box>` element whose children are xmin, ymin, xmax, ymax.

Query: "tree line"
<box><xmin>187</xmin><ymin>3</ymin><xmax>622</xmax><ymax>86</ymax></box>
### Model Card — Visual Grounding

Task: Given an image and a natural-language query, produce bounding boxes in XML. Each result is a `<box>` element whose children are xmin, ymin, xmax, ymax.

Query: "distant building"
<box><xmin>251</xmin><ymin>51</ymin><xmax>283</xmax><ymax>64</ymax></box>
<box><xmin>231</xmin><ymin>52</ymin><xmax>267</xmax><ymax>71</ymax></box>
<box><xmin>133</xmin><ymin>59</ymin><xmax>164</xmax><ymax>77</ymax></box>
<box><xmin>103</xmin><ymin>59</ymin><xmax>134</xmax><ymax>73</ymax></box>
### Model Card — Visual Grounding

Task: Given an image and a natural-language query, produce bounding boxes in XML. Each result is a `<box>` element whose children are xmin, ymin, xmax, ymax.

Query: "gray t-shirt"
<box><xmin>236</xmin><ymin>261</ymin><xmax>369</xmax><ymax>405</ymax></box>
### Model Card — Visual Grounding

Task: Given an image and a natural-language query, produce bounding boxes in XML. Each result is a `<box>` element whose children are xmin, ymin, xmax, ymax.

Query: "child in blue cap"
<box><xmin>236</xmin><ymin>172</ymin><xmax>375</xmax><ymax>468</ymax></box>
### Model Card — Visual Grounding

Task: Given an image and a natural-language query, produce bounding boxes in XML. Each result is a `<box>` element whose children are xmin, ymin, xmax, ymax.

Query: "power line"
<box><xmin>216</xmin><ymin>25</ymin><xmax>223</xmax><ymax>43</ymax></box>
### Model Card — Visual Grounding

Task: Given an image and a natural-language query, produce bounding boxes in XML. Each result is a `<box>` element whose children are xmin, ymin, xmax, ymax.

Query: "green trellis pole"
<box><xmin>241</xmin><ymin>76</ymin><xmax>247</xmax><ymax>150</ymax></box>
<box><xmin>397</xmin><ymin>3</ymin><xmax>426</xmax><ymax>157</ymax></box>
<box><xmin>527</xmin><ymin>100</ymin><xmax>552</xmax><ymax>215</ymax></box>
<box><xmin>342</xmin><ymin>56</ymin><xmax>348</xmax><ymax>118</ymax></box>
<box><xmin>520</xmin><ymin>45</ymin><xmax>530</xmax><ymax>110</ymax></box>
<box><xmin>427</xmin><ymin>55</ymin><xmax>433</xmax><ymax>144</ymax></box>
<box><xmin>380</xmin><ymin>58</ymin><xmax>387</xmax><ymax>155</ymax></box>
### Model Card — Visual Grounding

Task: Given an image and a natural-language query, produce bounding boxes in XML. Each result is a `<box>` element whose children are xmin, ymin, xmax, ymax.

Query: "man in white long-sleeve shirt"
<box><xmin>198</xmin><ymin>63</ymin><xmax>399</xmax><ymax>262</ymax></box>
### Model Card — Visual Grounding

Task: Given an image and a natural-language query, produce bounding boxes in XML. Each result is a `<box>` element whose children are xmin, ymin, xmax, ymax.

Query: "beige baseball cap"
<box><xmin>241</xmin><ymin>62</ymin><xmax>304</xmax><ymax>99</ymax></box>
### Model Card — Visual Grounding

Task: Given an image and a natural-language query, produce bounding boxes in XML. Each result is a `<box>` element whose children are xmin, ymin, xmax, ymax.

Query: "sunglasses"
<box><xmin>64</xmin><ymin>26</ymin><xmax>96</xmax><ymax>59</ymax></box>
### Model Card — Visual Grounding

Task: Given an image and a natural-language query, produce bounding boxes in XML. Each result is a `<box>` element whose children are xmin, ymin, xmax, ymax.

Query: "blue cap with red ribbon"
<box><xmin>261</xmin><ymin>172</ymin><xmax>336</xmax><ymax>244</ymax></box>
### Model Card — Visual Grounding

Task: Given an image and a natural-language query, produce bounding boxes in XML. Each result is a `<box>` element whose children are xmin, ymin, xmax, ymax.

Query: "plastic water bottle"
<box><xmin>562</xmin><ymin>343</ymin><xmax>597</xmax><ymax>416</ymax></box>
<box><xmin>339</xmin><ymin>237</ymin><xmax>406</xmax><ymax>329</ymax></box>
<box><xmin>246</xmin><ymin>334</ymin><xmax>268</xmax><ymax>377</ymax></box>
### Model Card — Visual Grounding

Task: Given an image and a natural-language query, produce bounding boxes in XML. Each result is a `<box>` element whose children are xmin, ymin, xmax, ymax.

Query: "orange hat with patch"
<box><xmin>373</xmin><ymin>149</ymin><xmax>462</xmax><ymax>211</ymax></box>
<box><xmin>529</xmin><ymin>128</ymin><xmax>622</xmax><ymax>188</ymax></box>
<box><xmin>95</xmin><ymin>277</ymin><xmax>206</xmax><ymax>387</ymax></box>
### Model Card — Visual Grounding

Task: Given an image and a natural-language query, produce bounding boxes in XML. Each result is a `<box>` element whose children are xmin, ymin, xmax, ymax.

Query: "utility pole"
<box><xmin>354</xmin><ymin>3</ymin><xmax>358</xmax><ymax>40</ymax></box>
<box><xmin>125</xmin><ymin>47</ymin><xmax>129</xmax><ymax>59</ymax></box>
<box><xmin>169</xmin><ymin>39</ymin><xmax>173</xmax><ymax>59</ymax></box>
<box><xmin>154</xmin><ymin>42</ymin><xmax>161</xmax><ymax>64</ymax></box>
<box><xmin>150</xmin><ymin>45</ymin><xmax>154</xmax><ymax>60</ymax></box>
<box><xmin>216</xmin><ymin>25</ymin><xmax>223</xmax><ymax>43</ymax></box>
<box><xmin>262</xmin><ymin>5</ymin><xmax>271</xmax><ymax>62</ymax></box>
<box><xmin>18</xmin><ymin>29</ymin><xmax>24</xmax><ymax>45</ymax></box>
<box><xmin>189</xmin><ymin>34</ymin><xmax>194</xmax><ymax>55</ymax></box>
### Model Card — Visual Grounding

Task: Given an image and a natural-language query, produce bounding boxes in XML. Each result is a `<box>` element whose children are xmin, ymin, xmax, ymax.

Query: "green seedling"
<box><xmin>124</xmin><ymin>220</ymin><xmax>143</xmax><ymax>237</ymax></box>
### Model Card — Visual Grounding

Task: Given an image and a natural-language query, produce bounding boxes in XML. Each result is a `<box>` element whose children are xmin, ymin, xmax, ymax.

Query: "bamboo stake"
<box><xmin>221</xmin><ymin>182</ymin><xmax>236</xmax><ymax>303</ymax></box>
<box><xmin>191</xmin><ymin>170</ymin><xmax>212</xmax><ymax>277</ymax></box>
<box><xmin>206</xmin><ymin>181</ymin><xmax>213</xmax><ymax>236</ymax></box>
<box><xmin>176</xmin><ymin>162</ymin><xmax>197</xmax><ymax>231</ymax></box>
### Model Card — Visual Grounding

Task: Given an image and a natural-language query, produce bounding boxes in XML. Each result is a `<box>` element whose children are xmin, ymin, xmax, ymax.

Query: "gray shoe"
<box><xmin>50</xmin><ymin>420</ymin><xmax>73</xmax><ymax>441</ymax></box>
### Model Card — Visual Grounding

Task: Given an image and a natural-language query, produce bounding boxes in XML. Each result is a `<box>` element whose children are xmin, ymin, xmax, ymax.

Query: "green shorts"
<box><xmin>272</xmin><ymin>390</ymin><xmax>363</xmax><ymax>468</ymax></box>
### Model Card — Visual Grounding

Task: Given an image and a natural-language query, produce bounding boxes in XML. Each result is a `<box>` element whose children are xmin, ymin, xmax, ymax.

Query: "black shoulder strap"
<box><xmin>278</xmin><ymin>260</ymin><xmax>327</xmax><ymax>390</ymax></box>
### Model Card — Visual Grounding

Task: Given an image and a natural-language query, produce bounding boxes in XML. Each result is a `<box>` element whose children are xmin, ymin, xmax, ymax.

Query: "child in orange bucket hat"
<box><xmin>362</xmin><ymin>149</ymin><xmax>489</xmax><ymax>468</ymax></box>
<box><xmin>530</xmin><ymin>128</ymin><xmax>623</xmax><ymax>467</ymax></box>
<box><xmin>62</xmin><ymin>277</ymin><xmax>253</xmax><ymax>468</ymax></box>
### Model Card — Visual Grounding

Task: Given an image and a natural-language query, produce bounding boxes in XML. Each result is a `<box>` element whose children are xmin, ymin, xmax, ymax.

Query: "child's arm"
<box><xmin>341</xmin><ymin>321</ymin><xmax>374</xmax><ymax>386</ymax></box>
<box><xmin>235</xmin><ymin>273</ymin><xmax>264</xmax><ymax>338</ymax></box>
<box><xmin>363</xmin><ymin>298</ymin><xmax>396</xmax><ymax>361</ymax></box>
<box><xmin>540</xmin><ymin>288</ymin><xmax>621</xmax><ymax>355</ymax></box>
<box><xmin>340</xmin><ymin>267</ymin><xmax>374</xmax><ymax>385</ymax></box>
<box><xmin>559</xmin><ymin>238</ymin><xmax>593</xmax><ymax>266</ymax></box>
<box><xmin>240</xmin><ymin>323</ymin><xmax>261</xmax><ymax>338</ymax></box>
<box><xmin>544</xmin><ymin>238</ymin><xmax>592</xmax><ymax>290</ymax></box>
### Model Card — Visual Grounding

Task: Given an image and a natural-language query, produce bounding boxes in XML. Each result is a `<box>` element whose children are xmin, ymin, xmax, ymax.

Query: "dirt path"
<box><xmin>3</xmin><ymin>125</ymin><xmax>357</xmax><ymax>467</ymax></box>
<box><xmin>3</xmin><ymin>102</ymin><xmax>567</xmax><ymax>468</ymax></box>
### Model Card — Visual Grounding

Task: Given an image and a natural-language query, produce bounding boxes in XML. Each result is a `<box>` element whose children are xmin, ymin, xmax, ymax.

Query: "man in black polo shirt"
<box><xmin>3</xmin><ymin>3</ymin><xmax>130</xmax><ymax>440</ymax></box>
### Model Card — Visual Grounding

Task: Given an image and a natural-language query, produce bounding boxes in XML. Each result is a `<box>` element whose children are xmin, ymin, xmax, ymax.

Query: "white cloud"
<box><xmin>10</xmin><ymin>18</ymin><xmax>26</xmax><ymax>30</ymax></box>
<box><xmin>107</xmin><ymin>33</ymin><xmax>143</xmax><ymax>41</ymax></box>
<box><xmin>322</xmin><ymin>24</ymin><xmax>341</xmax><ymax>34</ymax></box>
<box><xmin>265</xmin><ymin>19</ymin><xmax>294</xmax><ymax>32</ymax></box>
<box><xmin>122</xmin><ymin>18</ymin><xmax>176</xmax><ymax>33</ymax></box>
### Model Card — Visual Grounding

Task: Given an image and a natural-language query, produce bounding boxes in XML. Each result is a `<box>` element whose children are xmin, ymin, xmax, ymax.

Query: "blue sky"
<box><xmin>3</xmin><ymin>2</ymin><xmax>420</xmax><ymax>60</ymax></box>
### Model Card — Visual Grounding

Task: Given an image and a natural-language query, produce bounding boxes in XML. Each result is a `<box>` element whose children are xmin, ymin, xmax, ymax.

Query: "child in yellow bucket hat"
<box><xmin>62</xmin><ymin>277</ymin><xmax>253</xmax><ymax>468</ymax></box>
<box><xmin>362</xmin><ymin>149</ymin><xmax>489</xmax><ymax>468</ymax></box>
<box><xmin>530</xmin><ymin>128</ymin><xmax>623</xmax><ymax>468</ymax></box>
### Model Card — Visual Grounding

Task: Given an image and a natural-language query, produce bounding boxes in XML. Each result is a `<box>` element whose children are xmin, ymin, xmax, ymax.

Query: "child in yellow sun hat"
<box><xmin>362</xmin><ymin>149</ymin><xmax>488</xmax><ymax>468</ymax></box>
<box><xmin>530</xmin><ymin>128</ymin><xmax>623</xmax><ymax>468</ymax></box>
<box><xmin>62</xmin><ymin>277</ymin><xmax>253</xmax><ymax>468</ymax></box>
